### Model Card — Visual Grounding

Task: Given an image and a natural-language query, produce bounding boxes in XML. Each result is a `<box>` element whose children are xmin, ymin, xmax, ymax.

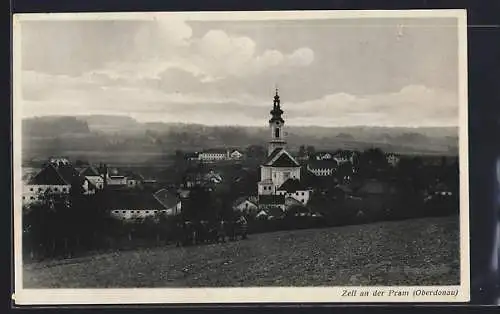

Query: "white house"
<box><xmin>22</xmin><ymin>160</ymin><xmax>90</xmax><ymax>205</ymax></box>
<box><xmin>230</xmin><ymin>150</ymin><xmax>244</xmax><ymax>160</ymax></box>
<box><xmin>275</xmin><ymin>178</ymin><xmax>312</xmax><ymax>205</ymax></box>
<box><xmin>198</xmin><ymin>149</ymin><xmax>230</xmax><ymax>162</ymax></box>
<box><xmin>307</xmin><ymin>160</ymin><xmax>338</xmax><ymax>177</ymax></box>
<box><xmin>233</xmin><ymin>197</ymin><xmax>258</xmax><ymax>214</ymax></box>
<box><xmin>386</xmin><ymin>153</ymin><xmax>401</xmax><ymax>167</ymax></box>
<box><xmin>80</xmin><ymin>166</ymin><xmax>104</xmax><ymax>190</ymax></box>
<box><xmin>107</xmin><ymin>190</ymin><xmax>170</xmax><ymax>221</ymax></box>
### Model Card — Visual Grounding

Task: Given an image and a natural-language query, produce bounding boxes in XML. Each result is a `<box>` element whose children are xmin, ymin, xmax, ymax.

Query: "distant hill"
<box><xmin>20</xmin><ymin>115</ymin><xmax>459</xmax><ymax>164</ymax></box>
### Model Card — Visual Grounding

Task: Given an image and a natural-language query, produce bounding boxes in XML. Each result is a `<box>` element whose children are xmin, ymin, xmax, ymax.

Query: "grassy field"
<box><xmin>23</xmin><ymin>216</ymin><xmax>460</xmax><ymax>288</ymax></box>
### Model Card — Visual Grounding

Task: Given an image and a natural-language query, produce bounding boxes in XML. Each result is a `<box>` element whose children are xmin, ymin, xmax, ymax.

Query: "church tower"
<box><xmin>268</xmin><ymin>88</ymin><xmax>286</xmax><ymax>155</ymax></box>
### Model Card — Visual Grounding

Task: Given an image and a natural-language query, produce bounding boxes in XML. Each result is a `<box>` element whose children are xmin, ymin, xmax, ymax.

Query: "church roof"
<box><xmin>269</xmin><ymin>153</ymin><xmax>300</xmax><ymax>167</ymax></box>
<box><xmin>264</xmin><ymin>148</ymin><xmax>283</xmax><ymax>164</ymax></box>
<box><xmin>277</xmin><ymin>179</ymin><xmax>308</xmax><ymax>193</ymax></box>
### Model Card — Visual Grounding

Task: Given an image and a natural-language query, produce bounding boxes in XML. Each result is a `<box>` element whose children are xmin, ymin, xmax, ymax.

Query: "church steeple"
<box><xmin>269</xmin><ymin>87</ymin><xmax>284</xmax><ymax>124</ymax></box>
<box><xmin>268</xmin><ymin>88</ymin><xmax>286</xmax><ymax>155</ymax></box>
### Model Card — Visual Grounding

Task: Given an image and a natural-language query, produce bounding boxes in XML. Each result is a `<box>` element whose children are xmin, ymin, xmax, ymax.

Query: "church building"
<box><xmin>257</xmin><ymin>89</ymin><xmax>312</xmax><ymax>209</ymax></box>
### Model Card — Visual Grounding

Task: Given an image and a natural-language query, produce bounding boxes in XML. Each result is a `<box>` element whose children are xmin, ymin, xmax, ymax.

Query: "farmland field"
<box><xmin>23</xmin><ymin>216</ymin><xmax>460</xmax><ymax>288</ymax></box>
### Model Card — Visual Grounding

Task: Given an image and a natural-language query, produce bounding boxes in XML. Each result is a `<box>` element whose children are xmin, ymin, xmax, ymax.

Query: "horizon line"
<box><xmin>21</xmin><ymin>114</ymin><xmax>459</xmax><ymax>129</ymax></box>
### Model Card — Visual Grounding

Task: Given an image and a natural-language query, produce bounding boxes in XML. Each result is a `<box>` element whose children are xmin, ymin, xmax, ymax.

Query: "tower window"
<box><xmin>275</xmin><ymin>128</ymin><xmax>280</xmax><ymax>138</ymax></box>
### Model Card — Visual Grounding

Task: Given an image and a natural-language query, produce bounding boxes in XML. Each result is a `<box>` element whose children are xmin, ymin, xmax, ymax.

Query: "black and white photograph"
<box><xmin>13</xmin><ymin>10</ymin><xmax>469</xmax><ymax>304</ymax></box>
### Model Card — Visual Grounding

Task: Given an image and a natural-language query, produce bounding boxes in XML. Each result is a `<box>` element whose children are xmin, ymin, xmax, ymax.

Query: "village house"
<box><xmin>107</xmin><ymin>190</ymin><xmax>169</xmax><ymax>221</ymax></box>
<box><xmin>79</xmin><ymin>166</ymin><xmax>104</xmax><ymax>190</ymax></box>
<box><xmin>386</xmin><ymin>153</ymin><xmax>401</xmax><ymax>167</ymax></box>
<box><xmin>255</xmin><ymin>206</ymin><xmax>285</xmax><ymax>220</ymax></box>
<box><xmin>198</xmin><ymin>149</ymin><xmax>230</xmax><ymax>162</ymax></box>
<box><xmin>332</xmin><ymin>150</ymin><xmax>355</xmax><ymax>164</ymax></box>
<box><xmin>153</xmin><ymin>188</ymin><xmax>182</xmax><ymax>216</ymax></box>
<box><xmin>275</xmin><ymin>178</ymin><xmax>313</xmax><ymax>205</ymax></box>
<box><xmin>306</xmin><ymin>160</ymin><xmax>338</xmax><ymax>176</ymax></box>
<box><xmin>229</xmin><ymin>149</ymin><xmax>244</xmax><ymax>160</ymax></box>
<box><xmin>125</xmin><ymin>171</ymin><xmax>145</xmax><ymax>188</ymax></box>
<box><xmin>314</xmin><ymin>152</ymin><xmax>333</xmax><ymax>160</ymax></box>
<box><xmin>258</xmin><ymin>194</ymin><xmax>286</xmax><ymax>212</ymax></box>
<box><xmin>22</xmin><ymin>158</ymin><xmax>95</xmax><ymax>205</ymax></box>
<box><xmin>233</xmin><ymin>197</ymin><xmax>259</xmax><ymax>214</ymax></box>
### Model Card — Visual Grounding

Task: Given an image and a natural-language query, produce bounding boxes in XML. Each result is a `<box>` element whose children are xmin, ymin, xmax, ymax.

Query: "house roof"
<box><xmin>263</xmin><ymin>206</ymin><xmax>285</xmax><ymax>218</ymax></box>
<box><xmin>153</xmin><ymin>188</ymin><xmax>181</xmax><ymax>208</ymax></box>
<box><xmin>125</xmin><ymin>171</ymin><xmax>145</xmax><ymax>181</ymax></box>
<box><xmin>259</xmin><ymin>194</ymin><xmax>285</xmax><ymax>205</ymax></box>
<box><xmin>307</xmin><ymin>160</ymin><xmax>338</xmax><ymax>170</ymax></box>
<box><xmin>233</xmin><ymin>196</ymin><xmax>257</xmax><ymax>208</ymax></box>
<box><xmin>201</xmin><ymin>148</ymin><xmax>228</xmax><ymax>154</ymax></box>
<box><xmin>80</xmin><ymin>166</ymin><xmax>100</xmax><ymax>177</ymax></box>
<box><xmin>268</xmin><ymin>152</ymin><xmax>300</xmax><ymax>167</ymax></box>
<box><xmin>28</xmin><ymin>164</ymin><xmax>69</xmax><ymax>185</ymax></box>
<box><xmin>277</xmin><ymin>179</ymin><xmax>308</xmax><ymax>193</ymax></box>
<box><xmin>105</xmin><ymin>190</ymin><xmax>168</xmax><ymax>210</ymax></box>
<box><xmin>57</xmin><ymin>165</ymin><xmax>81</xmax><ymax>184</ymax></box>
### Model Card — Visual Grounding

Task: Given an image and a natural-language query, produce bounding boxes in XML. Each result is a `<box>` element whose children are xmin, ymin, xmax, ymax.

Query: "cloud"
<box><xmin>92</xmin><ymin>19</ymin><xmax>315</xmax><ymax>83</ymax></box>
<box><xmin>283</xmin><ymin>85</ymin><xmax>458</xmax><ymax>127</ymax></box>
<box><xmin>20</xmin><ymin>69</ymin><xmax>457</xmax><ymax>127</ymax></box>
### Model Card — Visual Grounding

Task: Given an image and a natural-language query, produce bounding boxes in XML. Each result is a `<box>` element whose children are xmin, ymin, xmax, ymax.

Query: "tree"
<box><xmin>306</xmin><ymin>145</ymin><xmax>316</xmax><ymax>157</ymax></box>
<box><xmin>298</xmin><ymin>145</ymin><xmax>307</xmax><ymax>157</ymax></box>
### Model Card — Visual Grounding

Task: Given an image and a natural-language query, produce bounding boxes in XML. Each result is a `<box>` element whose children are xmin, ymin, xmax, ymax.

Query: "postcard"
<box><xmin>12</xmin><ymin>9</ymin><xmax>469</xmax><ymax>304</ymax></box>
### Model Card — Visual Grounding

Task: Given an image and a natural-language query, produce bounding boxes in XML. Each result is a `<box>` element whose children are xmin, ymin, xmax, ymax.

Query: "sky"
<box><xmin>18</xmin><ymin>14</ymin><xmax>462</xmax><ymax>127</ymax></box>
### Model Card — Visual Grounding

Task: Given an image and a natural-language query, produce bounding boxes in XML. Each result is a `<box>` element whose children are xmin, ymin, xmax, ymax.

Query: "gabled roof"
<box><xmin>80</xmin><ymin>166</ymin><xmax>100</xmax><ymax>177</ymax></box>
<box><xmin>259</xmin><ymin>194</ymin><xmax>285</xmax><ymax>205</ymax></box>
<box><xmin>277</xmin><ymin>179</ymin><xmax>308</xmax><ymax>193</ymax></box>
<box><xmin>57</xmin><ymin>165</ymin><xmax>81</xmax><ymax>184</ymax></box>
<box><xmin>264</xmin><ymin>148</ymin><xmax>283</xmax><ymax>164</ymax></box>
<box><xmin>28</xmin><ymin>164</ymin><xmax>69</xmax><ymax>185</ymax></box>
<box><xmin>125</xmin><ymin>171</ymin><xmax>145</xmax><ymax>181</ymax></box>
<box><xmin>105</xmin><ymin>190</ymin><xmax>168</xmax><ymax>210</ymax></box>
<box><xmin>262</xmin><ymin>206</ymin><xmax>285</xmax><ymax>218</ymax></box>
<box><xmin>233</xmin><ymin>196</ymin><xmax>257</xmax><ymax>208</ymax></box>
<box><xmin>153</xmin><ymin>188</ymin><xmax>181</xmax><ymax>209</ymax></box>
<box><xmin>270</xmin><ymin>153</ymin><xmax>300</xmax><ymax>167</ymax></box>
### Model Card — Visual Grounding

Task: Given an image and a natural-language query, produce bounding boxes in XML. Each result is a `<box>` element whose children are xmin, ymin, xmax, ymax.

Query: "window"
<box><xmin>54</xmin><ymin>188</ymin><xmax>58</xmax><ymax>192</ymax></box>
<box><xmin>130</xmin><ymin>182</ymin><xmax>133</xmax><ymax>185</ymax></box>
<box><xmin>22</xmin><ymin>196</ymin><xmax>25</xmax><ymax>200</ymax></box>
<box><xmin>38</xmin><ymin>188</ymin><xmax>42</xmax><ymax>192</ymax></box>
<box><xmin>145</xmin><ymin>211</ymin><xmax>150</xmax><ymax>214</ymax></box>
<box><xmin>122</xmin><ymin>211</ymin><xmax>126</xmax><ymax>214</ymax></box>
<box><xmin>30</xmin><ymin>188</ymin><xmax>33</xmax><ymax>192</ymax></box>
<box><xmin>275</xmin><ymin>128</ymin><xmax>280</xmax><ymax>138</ymax></box>
<box><xmin>62</xmin><ymin>188</ymin><xmax>66</xmax><ymax>192</ymax></box>
<box><xmin>301</xmin><ymin>192</ymin><xmax>304</xmax><ymax>196</ymax></box>
<box><xmin>30</xmin><ymin>197</ymin><xmax>34</xmax><ymax>200</ymax></box>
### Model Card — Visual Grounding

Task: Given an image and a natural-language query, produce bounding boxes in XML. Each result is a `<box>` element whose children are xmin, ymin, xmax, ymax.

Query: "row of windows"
<box><xmin>29</xmin><ymin>187</ymin><xmax>67</xmax><ymax>192</ymax></box>
<box><xmin>113</xmin><ymin>210</ymin><xmax>166</xmax><ymax>214</ymax></box>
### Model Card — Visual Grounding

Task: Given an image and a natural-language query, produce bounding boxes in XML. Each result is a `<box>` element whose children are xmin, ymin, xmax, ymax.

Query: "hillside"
<box><xmin>23</xmin><ymin>216</ymin><xmax>459</xmax><ymax>288</ymax></box>
<box><xmin>20</xmin><ymin>115</ymin><xmax>459</xmax><ymax>164</ymax></box>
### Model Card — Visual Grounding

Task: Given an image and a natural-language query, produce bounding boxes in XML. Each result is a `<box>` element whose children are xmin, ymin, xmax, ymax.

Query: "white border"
<box><xmin>12</xmin><ymin>9</ymin><xmax>469</xmax><ymax>305</ymax></box>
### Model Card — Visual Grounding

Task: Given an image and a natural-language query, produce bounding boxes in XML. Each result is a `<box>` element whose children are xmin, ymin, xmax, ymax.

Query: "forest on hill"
<box><xmin>21</xmin><ymin>115</ymin><xmax>459</xmax><ymax>164</ymax></box>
